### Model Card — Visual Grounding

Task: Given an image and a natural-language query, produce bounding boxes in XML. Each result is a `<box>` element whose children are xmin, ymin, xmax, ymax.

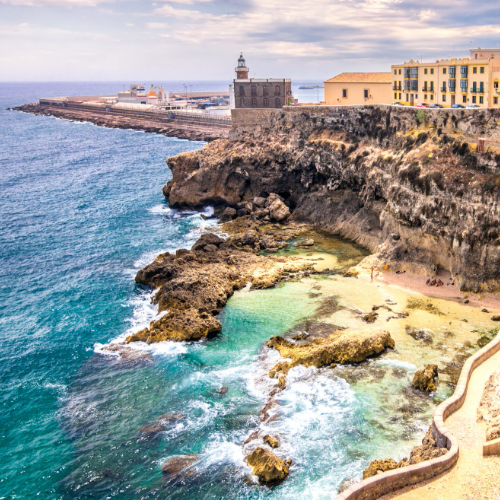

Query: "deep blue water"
<box><xmin>0</xmin><ymin>82</ymin><xmax>208</xmax><ymax>499</ymax></box>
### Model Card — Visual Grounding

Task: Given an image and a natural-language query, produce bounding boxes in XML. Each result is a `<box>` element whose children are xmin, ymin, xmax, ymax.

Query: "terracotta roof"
<box><xmin>324</xmin><ymin>72</ymin><xmax>392</xmax><ymax>84</ymax></box>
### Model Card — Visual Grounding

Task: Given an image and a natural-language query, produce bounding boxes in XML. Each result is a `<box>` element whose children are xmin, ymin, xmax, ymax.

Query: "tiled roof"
<box><xmin>325</xmin><ymin>72</ymin><xmax>392</xmax><ymax>83</ymax></box>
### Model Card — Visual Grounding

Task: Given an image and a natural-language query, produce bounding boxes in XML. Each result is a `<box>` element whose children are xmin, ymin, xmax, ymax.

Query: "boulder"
<box><xmin>253</xmin><ymin>196</ymin><xmax>267</xmax><ymax>208</ymax></box>
<box><xmin>266</xmin><ymin>195</ymin><xmax>290</xmax><ymax>222</ymax></box>
<box><xmin>191</xmin><ymin>233</ymin><xmax>224</xmax><ymax>252</ymax></box>
<box><xmin>246</xmin><ymin>447</ymin><xmax>290</xmax><ymax>484</ymax></box>
<box><xmin>263</xmin><ymin>434</ymin><xmax>279</xmax><ymax>448</ymax></box>
<box><xmin>362</xmin><ymin>458</ymin><xmax>399</xmax><ymax>479</ymax></box>
<box><xmin>412</xmin><ymin>364</ymin><xmax>439</xmax><ymax>392</ymax></box>
<box><xmin>267</xmin><ymin>330</ymin><xmax>395</xmax><ymax>375</ymax></box>
<box><xmin>161</xmin><ymin>454</ymin><xmax>199</xmax><ymax>477</ymax></box>
<box><xmin>492</xmin><ymin>315</ymin><xmax>500</xmax><ymax>322</ymax></box>
<box><xmin>219</xmin><ymin>207</ymin><xmax>237</xmax><ymax>223</ymax></box>
<box><xmin>296</xmin><ymin>238</ymin><xmax>314</xmax><ymax>247</ymax></box>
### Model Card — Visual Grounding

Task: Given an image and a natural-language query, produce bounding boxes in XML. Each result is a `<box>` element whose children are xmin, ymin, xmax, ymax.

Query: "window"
<box><xmin>473</xmin><ymin>67</ymin><xmax>477</xmax><ymax>74</ymax></box>
<box><xmin>399</xmin><ymin>69</ymin><xmax>402</xmax><ymax>75</ymax></box>
<box><xmin>399</xmin><ymin>93</ymin><xmax>401</xmax><ymax>100</ymax></box>
<box><xmin>449</xmin><ymin>66</ymin><xmax>456</xmax><ymax>77</ymax></box>
<box><xmin>251</xmin><ymin>97</ymin><xmax>257</xmax><ymax>106</ymax></box>
<box><xmin>240</xmin><ymin>98</ymin><xmax>244</xmax><ymax>106</ymax></box>
<box><xmin>275</xmin><ymin>85</ymin><xmax>281</xmax><ymax>96</ymax></box>
<box><xmin>443</xmin><ymin>67</ymin><xmax>447</xmax><ymax>74</ymax></box>
<box><xmin>423</xmin><ymin>81</ymin><xmax>428</xmax><ymax>91</ymax></box>
<box><xmin>441</xmin><ymin>82</ymin><xmax>447</xmax><ymax>92</ymax></box>
<box><xmin>442</xmin><ymin>94</ymin><xmax>446</xmax><ymax>102</ymax></box>
<box><xmin>263</xmin><ymin>86</ymin><xmax>268</xmax><ymax>96</ymax></box>
<box><xmin>342</xmin><ymin>88</ymin><xmax>348</xmax><ymax>98</ymax></box>
<box><xmin>479</xmin><ymin>82</ymin><xmax>485</xmax><ymax>93</ymax></box>
<box><xmin>475</xmin><ymin>53</ymin><xmax>478</xmax><ymax>59</ymax></box>
<box><xmin>424</xmin><ymin>94</ymin><xmax>428</xmax><ymax>100</ymax></box>
<box><xmin>424</xmin><ymin>68</ymin><xmax>428</xmax><ymax>75</ymax></box>
<box><xmin>263</xmin><ymin>98</ymin><xmax>269</xmax><ymax>107</ymax></box>
<box><xmin>431</xmin><ymin>95</ymin><xmax>434</xmax><ymax>101</ymax></box>
<box><xmin>480</xmin><ymin>67</ymin><xmax>485</xmax><ymax>74</ymax></box>
<box><xmin>411</xmin><ymin>80</ymin><xmax>418</xmax><ymax>91</ymax></box>
<box><xmin>460</xmin><ymin>80</ymin><xmax>468</xmax><ymax>92</ymax></box>
<box><xmin>275</xmin><ymin>97</ymin><xmax>281</xmax><ymax>107</ymax></box>
<box><xmin>449</xmin><ymin>80</ymin><xmax>456</xmax><ymax>92</ymax></box>
<box><xmin>472</xmin><ymin>96</ymin><xmax>477</xmax><ymax>103</ymax></box>
<box><xmin>431</xmin><ymin>68</ymin><xmax>434</xmax><ymax>75</ymax></box>
<box><xmin>239</xmin><ymin>86</ymin><xmax>245</xmax><ymax>96</ymax></box>
<box><xmin>463</xmin><ymin>96</ymin><xmax>467</xmax><ymax>103</ymax></box>
<box><xmin>394</xmin><ymin>69</ymin><xmax>397</xmax><ymax>75</ymax></box>
<box><xmin>406</xmin><ymin>94</ymin><xmax>409</xmax><ymax>102</ymax></box>
<box><xmin>251</xmin><ymin>85</ymin><xmax>257</xmax><ymax>97</ymax></box>
<box><xmin>430</xmin><ymin>82</ymin><xmax>434</xmax><ymax>91</ymax></box>
<box><xmin>480</xmin><ymin>96</ymin><xmax>484</xmax><ymax>104</ymax></box>
<box><xmin>495</xmin><ymin>97</ymin><xmax>498</xmax><ymax>105</ymax></box>
<box><xmin>394</xmin><ymin>93</ymin><xmax>397</xmax><ymax>99</ymax></box>
<box><xmin>495</xmin><ymin>81</ymin><xmax>499</xmax><ymax>89</ymax></box>
<box><xmin>411</xmin><ymin>67</ymin><xmax>418</xmax><ymax>78</ymax></box>
<box><xmin>460</xmin><ymin>66</ymin><xmax>468</xmax><ymax>78</ymax></box>
<box><xmin>364</xmin><ymin>89</ymin><xmax>369</xmax><ymax>99</ymax></box>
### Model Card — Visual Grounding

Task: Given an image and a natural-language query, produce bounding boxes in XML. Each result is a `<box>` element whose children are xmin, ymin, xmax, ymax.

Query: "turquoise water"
<box><xmin>0</xmin><ymin>83</ymin><xmax>488</xmax><ymax>500</ymax></box>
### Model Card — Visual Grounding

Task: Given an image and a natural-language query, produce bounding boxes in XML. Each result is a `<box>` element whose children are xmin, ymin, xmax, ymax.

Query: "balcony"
<box><xmin>470</xmin><ymin>88</ymin><xmax>478</xmax><ymax>94</ymax></box>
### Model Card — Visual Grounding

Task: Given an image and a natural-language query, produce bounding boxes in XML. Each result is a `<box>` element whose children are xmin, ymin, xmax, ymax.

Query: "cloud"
<box><xmin>419</xmin><ymin>9</ymin><xmax>436</xmax><ymax>21</ymax></box>
<box><xmin>146</xmin><ymin>22</ymin><xmax>169</xmax><ymax>28</ymax></box>
<box><xmin>0</xmin><ymin>0</ymin><xmax>112</xmax><ymax>6</ymax></box>
<box><xmin>125</xmin><ymin>22</ymin><xmax>134</xmax><ymax>27</ymax></box>
<box><xmin>153</xmin><ymin>4</ymin><xmax>217</xmax><ymax>19</ymax></box>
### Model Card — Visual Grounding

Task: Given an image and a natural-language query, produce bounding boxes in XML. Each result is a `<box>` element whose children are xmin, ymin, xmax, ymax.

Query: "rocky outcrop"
<box><xmin>363</xmin><ymin>458</ymin><xmax>399</xmax><ymax>479</ymax></box>
<box><xmin>412</xmin><ymin>364</ymin><xmax>439</xmax><ymax>392</ymax></box>
<box><xmin>127</xmin><ymin>217</ymin><xmax>314</xmax><ymax>343</ymax></box>
<box><xmin>267</xmin><ymin>329</ymin><xmax>395</xmax><ymax>375</ymax></box>
<box><xmin>164</xmin><ymin>106</ymin><xmax>500</xmax><ymax>293</ymax></box>
<box><xmin>263</xmin><ymin>434</ymin><xmax>279</xmax><ymax>448</ymax></box>
<box><xmin>246</xmin><ymin>447</ymin><xmax>290</xmax><ymax>484</ymax></box>
<box><xmin>477</xmin><ymin>369</ymin><xmax>500</xmax><ymax>442</ymax></box>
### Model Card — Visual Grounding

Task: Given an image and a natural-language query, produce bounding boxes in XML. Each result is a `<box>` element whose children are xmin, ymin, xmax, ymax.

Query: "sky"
<box><xmin>1</xmin><ymin>0</ymin><xmax>500</xmax><ymax>82</ymax></box>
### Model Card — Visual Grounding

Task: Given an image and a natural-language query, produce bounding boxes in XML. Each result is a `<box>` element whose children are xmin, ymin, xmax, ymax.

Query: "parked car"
<box><xmin>429</xmin><ymin>104</ymin><xmax>443</xmax><ymax>108</ymax></box>
<box><xmin>416</xmin><ymin>103</ymin><xmax>429</xmax><ymax>108</ymax></box>
<box><xmin>391</xmin><ymin>102</ymin><xmax>404</xmax><ymax>106</ymax></box>
<box><xmin>466</xmin><ymin>104</ymin><xmax>481</xmax><ymax>109</ymax></box>
<box><xmin>451</xmin><ymin>104</ymin><xmax>465</xmax><ymax>108</ymax></box>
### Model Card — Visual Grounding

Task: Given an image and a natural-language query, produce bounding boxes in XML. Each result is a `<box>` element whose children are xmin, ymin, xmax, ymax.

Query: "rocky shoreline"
<box><xmin>10</xmin><ymin>103</ymin><xmax>228</xmax><ymax>142</ymax></box>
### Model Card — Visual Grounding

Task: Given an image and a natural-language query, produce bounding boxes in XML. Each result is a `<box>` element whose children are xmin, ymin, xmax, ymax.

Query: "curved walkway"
<box><xmin>380</xmin><ymin>349</ymin><xmax>500</xmax><ymax>500</ymax></box>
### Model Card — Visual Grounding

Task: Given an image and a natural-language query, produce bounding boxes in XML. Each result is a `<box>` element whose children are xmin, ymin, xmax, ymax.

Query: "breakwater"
<box><xmin>12</xmin><ymin>99</ymin><xmax>231</xmax><ymax>142</ymax></box>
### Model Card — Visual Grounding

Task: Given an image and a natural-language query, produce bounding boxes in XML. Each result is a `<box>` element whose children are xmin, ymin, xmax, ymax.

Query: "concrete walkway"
<box><xmin>380</xmin><ymin>349</ymin><xmax>500</xmax><ymax>500</ymax></box>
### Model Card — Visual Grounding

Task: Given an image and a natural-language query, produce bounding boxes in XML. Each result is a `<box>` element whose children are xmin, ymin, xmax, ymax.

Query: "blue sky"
<box><xmin>1</xmin><ymin>0</ymin><xmax>500</xmax><ymax>81</ymax></box>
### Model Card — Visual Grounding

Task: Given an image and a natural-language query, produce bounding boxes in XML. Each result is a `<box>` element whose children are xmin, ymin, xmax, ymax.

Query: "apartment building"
<box><xmin>391</xmin><ymin>48</ymin><xmax>500</xmax><ymax>108</ymax></box>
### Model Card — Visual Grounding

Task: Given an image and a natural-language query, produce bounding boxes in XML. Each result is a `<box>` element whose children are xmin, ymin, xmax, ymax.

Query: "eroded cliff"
<box><xmin>164</xmin><ymin>106</ymin><xmax>500</xmax><ymax>293</ymax></box>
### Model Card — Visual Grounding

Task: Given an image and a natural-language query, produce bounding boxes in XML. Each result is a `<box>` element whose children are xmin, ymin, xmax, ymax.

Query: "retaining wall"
<box><xmin>337</xmin><ymin>332</ymin><xmax>500</xmax><ymax>500</ymax></box>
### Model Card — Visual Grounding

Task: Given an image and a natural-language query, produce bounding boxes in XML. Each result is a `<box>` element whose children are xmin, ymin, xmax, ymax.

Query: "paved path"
<box><xmin>380</xmin><ymin>349</ymin><xmax>500</xmax><ymax>500</ymax></box>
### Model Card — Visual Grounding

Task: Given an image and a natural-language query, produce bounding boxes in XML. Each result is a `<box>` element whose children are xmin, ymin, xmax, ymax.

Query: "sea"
<box><xmin>0</xmin><ymin>81</ymin><xmax>492</xmax><ymax>500</ymax></box>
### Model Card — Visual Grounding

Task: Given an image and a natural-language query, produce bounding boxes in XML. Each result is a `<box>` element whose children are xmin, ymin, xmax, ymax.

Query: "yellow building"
<box><xmin>391</xmin><ymin>48</ymin><xmax>500</xmax><ymax>108</ymax></box>
<box><xmin>324</xmin><ymin>72</ymin><xmax>392</xmax><ymax>105</ymax></box>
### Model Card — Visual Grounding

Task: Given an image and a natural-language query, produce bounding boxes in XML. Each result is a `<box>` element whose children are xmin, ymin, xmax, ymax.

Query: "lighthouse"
<box><xmin>235</xmin><ymin>53</ymin><xmax>249</xmax><ymax>80</ymax></box>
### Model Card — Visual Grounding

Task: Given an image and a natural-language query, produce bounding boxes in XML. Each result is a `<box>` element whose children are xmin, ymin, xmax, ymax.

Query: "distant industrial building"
<box><xmin>323</xmin><ymin>72</ymin><xmax>392</xmax><ymax>106</ymax></box>
<box><xmin>391</xmin><ymin>48</ymin><xmax>500</xmax><ymax>108</ymax></box>
<box><xmin>232</xmin><ymin>53</ymin><xmax>293</xmax><ymax>108</ymax></box>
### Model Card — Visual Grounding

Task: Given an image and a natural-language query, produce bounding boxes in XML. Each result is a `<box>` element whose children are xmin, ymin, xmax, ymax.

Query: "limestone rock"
<box><xmin>362</xmin><ymin>458</ymin><xmax>399</xmax><ymax>479</ymax></box>
<box><xmin>246</xmin><ymin>447</ymin><xmax>290</xmax><ymax>484</ymax></box>
<box><xmin>408</xmin><ymin>426</ymin><xmax>447</xmax><ymax>464</ymax></box>
<box><xmin>267</xmin><ymin>329</ymin><xmax>395</xmax><ymax>375</ymax></box>
<box><xmin>267</xmin><ymin>195</ymin><xmax>290</xmax><ymax>222</ymax></box>
<box><xmin>263</xmin><ymin>434</ymin><xmax>279</xmax><ymax>448</ymax></box>
<box><xmin>278</xmin><ymin>374</ymin><xmax>286</xmax><ymax>390</ymax></box>
<box><xmin>412</xmin><ymin>364</ymin><xmax>439</xmax><ymax>392</ymax></box>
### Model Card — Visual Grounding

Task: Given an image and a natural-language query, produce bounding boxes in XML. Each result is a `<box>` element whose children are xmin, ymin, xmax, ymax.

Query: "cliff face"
<box><xmin>164</xmin><ymin>106</ymin><xmax>500</xmax><ymax>293</ymax></box>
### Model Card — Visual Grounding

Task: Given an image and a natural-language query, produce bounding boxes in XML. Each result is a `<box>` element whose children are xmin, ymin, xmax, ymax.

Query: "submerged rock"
<box><xmin>267</xmin><ymin>329</ymin><xmax>395</xmax><ymax>375</ymax></box>
<box><xmin>362</xmin><ymin>311</ymin><xmax>378</xmax><ymax>323</ymax></box>
<box><xmin>246</xmin><ymin>447</ymin><xmax>290</xmax><ymax>484</ymax></box>
<box><xmin>412</xmin><ymin>364</ymin><xmax>439</xmax><ymax>392</ymax></box>
<box><xmin>161</xmin><ymin>454</ymin><xmax>199</xmax><ymax>477</ymax></box>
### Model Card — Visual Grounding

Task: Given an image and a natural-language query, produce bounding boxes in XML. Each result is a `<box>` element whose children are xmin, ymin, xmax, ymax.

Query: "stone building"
<box><xmin>233</xmin><ymin>53</ymin><xmax>292</xmax><ymax>109</ymax></box>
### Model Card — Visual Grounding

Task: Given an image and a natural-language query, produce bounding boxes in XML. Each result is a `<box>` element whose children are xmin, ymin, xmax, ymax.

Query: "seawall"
<box><xmin>11</xmin><ymin>100</ymin><xmax>231</xmax><ymax>142</ymax></box>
